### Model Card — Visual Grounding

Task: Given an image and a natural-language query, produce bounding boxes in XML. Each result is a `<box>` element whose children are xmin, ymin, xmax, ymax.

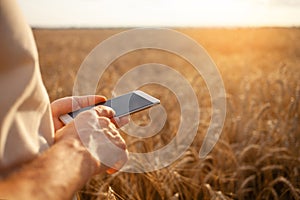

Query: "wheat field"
<box><xmin>34</xmin><ymin>28</ymin><xmax>300</xmax><ymax>200</ymax></box>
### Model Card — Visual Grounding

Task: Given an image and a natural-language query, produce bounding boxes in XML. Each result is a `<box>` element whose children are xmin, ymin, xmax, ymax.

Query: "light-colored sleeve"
<box><xmin>0</xmin><ymin>0</ymin><xmax>54</xmax><ymax>176</ymax></box>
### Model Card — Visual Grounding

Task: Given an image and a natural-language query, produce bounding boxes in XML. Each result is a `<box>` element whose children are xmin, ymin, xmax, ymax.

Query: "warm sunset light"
<box><xmin>2</xmin><ymin>0</ymin><xmax>300</xmax><ymax>199</ymax></box>
<box><xmin>18</xmin><ymin>0</ymin><xmax>300</xmax><ymax>27</ymax></box>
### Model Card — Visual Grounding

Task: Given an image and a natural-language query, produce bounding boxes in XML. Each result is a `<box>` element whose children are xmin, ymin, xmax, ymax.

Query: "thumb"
<box><xmin>51</xmin><ymin>95</ymin><xmax>107</xmax><ymax>131</ymax></box>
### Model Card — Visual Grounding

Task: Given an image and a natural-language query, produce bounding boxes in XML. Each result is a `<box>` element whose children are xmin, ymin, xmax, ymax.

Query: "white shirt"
<box><xmin>0</xmin><ymin>0</ymin><xmax>54</xmax><ymax>177</ymax></box>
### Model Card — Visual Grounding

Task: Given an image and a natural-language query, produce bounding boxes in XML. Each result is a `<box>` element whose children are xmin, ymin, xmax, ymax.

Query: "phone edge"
<box><xmin>59</xmin><ymin>114</ymin><xmax>73</xmax><ymax>125</ymax></box>
<box><xmin>134</xmin><ymin>90</ymin><xmax>160</xmax><ymax>104</ymax></box>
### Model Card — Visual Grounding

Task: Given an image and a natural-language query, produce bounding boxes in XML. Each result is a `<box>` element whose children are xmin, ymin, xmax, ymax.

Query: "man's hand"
<box><xmin>0</xmin><ymin>95</ymin><xmax>129</xmax><ymax>200</ymax></box>
<box><xmin>51</xmin><ymin>95</ymin><xmax>129</xmax><ymax>174</ymax></box>
<box><xmin>51</xmin><ymin>95</ymin><xmax>129</xmax><ymax>131</ymax></box>
<box><xmin>51</xmin><ymin>95</ymin><xmax>106</xmax><ymax>131</ymax></box>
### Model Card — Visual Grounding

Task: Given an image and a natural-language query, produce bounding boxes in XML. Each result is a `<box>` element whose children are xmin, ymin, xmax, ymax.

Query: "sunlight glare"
<box><xmin>17</xmin><ymin>0</ymin><xmax>300</xmax><ymax>27</ymax></box>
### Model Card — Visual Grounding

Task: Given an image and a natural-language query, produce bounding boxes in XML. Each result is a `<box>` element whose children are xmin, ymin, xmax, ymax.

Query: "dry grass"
<box><xmin>34</xmin><ymin>27</ymin><xmax>300</xmax><ymax>200</ymax></box>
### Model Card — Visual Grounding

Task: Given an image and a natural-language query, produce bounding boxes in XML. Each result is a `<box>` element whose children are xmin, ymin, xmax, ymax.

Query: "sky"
<box><xmin>17</xmin><ymin>0</ymin><xmax>300</xmax><ymax>28</ymax></box>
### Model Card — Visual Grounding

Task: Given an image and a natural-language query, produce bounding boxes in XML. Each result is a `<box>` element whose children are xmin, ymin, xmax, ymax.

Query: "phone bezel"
<box><xmin>59</xmin><ymin>90</ymin><xmax>160</xmax><ymax>124</ymax></box>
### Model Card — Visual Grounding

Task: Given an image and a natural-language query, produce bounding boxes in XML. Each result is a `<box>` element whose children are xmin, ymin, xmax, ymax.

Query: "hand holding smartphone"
<box><xmin>59</xmin><ymin>90</ymin><xmax>160</xmax><ymax>124</ymax></box>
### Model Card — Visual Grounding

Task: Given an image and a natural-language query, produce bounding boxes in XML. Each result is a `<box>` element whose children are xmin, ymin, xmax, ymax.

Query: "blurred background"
<box><xmin>17</xmin><ymin>0</ymin><xmax>300</xmax><ymax>199</ymax></box>
<box><xmin>18</xmin><ymin>0</ymin><xmax>300</xmax><ymax>28</ymax></box>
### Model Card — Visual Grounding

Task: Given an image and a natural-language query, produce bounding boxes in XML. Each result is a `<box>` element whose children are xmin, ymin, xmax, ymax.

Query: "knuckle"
<box><xmin>98</xmin><ymin>116</ymin><xmax>111</xmax><ymax>126</ymax></box>
<box><xmin>100</xmin><ymin>105</ymin><xmax>115</xmax><ymax>116</ymax></box>
<box><xmin>110</xmin><ymin>128</ymin><xmax>118</xmax><ymax>135</ymax></box>
<box><xmin>114</xmin><ymin>135</ymin><xmax>127</xmax><ymax>150</ymax></box>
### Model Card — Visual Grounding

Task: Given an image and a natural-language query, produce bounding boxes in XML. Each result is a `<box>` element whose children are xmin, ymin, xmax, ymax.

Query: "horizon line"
<box><xmin>31</xmin><ymin>24</ymin><xmax>300</xmax><ymax>29</ymax></box>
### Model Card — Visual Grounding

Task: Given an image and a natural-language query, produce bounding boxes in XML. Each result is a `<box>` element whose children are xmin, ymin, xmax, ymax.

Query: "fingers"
<box><xmin>72</xmin><ymin>95</ymin><xmax>107</xmax><ymax>111</ymax></box>
<box><xmin>56</xmin><ymin>103</ymin><xmax>129</xmax><ymax>175</ymax></box>
<box><xmin>94</xmin><ymin>106</ymin><xmax>115</xmax><ymax>119</ymax></box>
<box><xmin>93</xmin><ymin>107</ymin><xmax>126</xmax><ymax>150</ymax></box>
<box><xmin>72</xmin><ymin>107</ymin><xmax>128</xmax><ymax>175</ymax></box>
<box><xmin>93</xmin><ymin>107</ymin><xmax>128</xmax><ymax>173</ymax></box>
<box><xmin>97</xmin><ymin>117</ymin><xmax>127</xmax><ymax>150</ymax></box>
<box><xmin>106</xmin><ymin>157</ymin><xmax>128</xmax><ymax>174</ymax></box>
<box><xmin>111</xmin><ymin>116</ymin><xmax>130</xmax><ymax>128</ymax></box>
<box><xmin>51</xmin><ymin>95</ymin><xmax>106</xmax><ymax>116</ymax></box>
<box><xmin>51</xmin><ymin>95</ymin><xmax>107</xmax><ymax>131</ymax></box>
<box><xmin>94</xmin><ymin>105</ymin><xmax>130</xmax><ymax>128</ymax></box>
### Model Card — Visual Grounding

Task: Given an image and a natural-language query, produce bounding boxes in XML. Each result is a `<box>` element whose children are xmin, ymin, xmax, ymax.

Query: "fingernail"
<box><xmin>106</xmin><ymin>168</ymin><xmax>117</xmax><ymax>174</ymax></box>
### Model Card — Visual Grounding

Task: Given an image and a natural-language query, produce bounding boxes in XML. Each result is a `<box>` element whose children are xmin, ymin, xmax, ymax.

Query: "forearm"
<box><xmin>0</xmin><ymin>136</ymin><xmax>97</xmax><ymax>200</ymax></box>
<box><xmin>0</xmin><ymin>101</ymin><xmax>128</xmax><ymax>199</ymax></box>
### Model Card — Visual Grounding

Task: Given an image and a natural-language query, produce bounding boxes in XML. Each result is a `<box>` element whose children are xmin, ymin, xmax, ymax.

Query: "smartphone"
<box><xmin>59</xmin><ymin>90</ymin><xmax>160</xmax><ymax>124</ymax></box>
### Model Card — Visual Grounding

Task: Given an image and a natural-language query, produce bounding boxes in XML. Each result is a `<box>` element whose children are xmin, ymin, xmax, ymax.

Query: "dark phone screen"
<box><xmin>69</xmin><ymin>93</ymin><xmax>154</xmax><ymax>118</ymax></box>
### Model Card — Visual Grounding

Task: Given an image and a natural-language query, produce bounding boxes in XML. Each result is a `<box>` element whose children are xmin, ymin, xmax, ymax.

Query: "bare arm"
<box><xmin>0</xmin><ymin>133</ymin><xmax>97</xmax><ymax>200</ymax></box>
<box><xmin>0</xmin><ymin>96</ymin><xmax>128</xmax><ymax>199</ymax></box>
<box><xmin>1</xmin><ymin>0</ymin><xmax>128</xmax><ymax>198</ymax></box>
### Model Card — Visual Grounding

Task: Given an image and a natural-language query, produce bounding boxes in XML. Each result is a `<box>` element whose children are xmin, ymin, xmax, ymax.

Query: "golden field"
<box><xmin>34</xmin><ymin>28</ymin><xmax>300</xmax><ymax>200</ymax></box>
